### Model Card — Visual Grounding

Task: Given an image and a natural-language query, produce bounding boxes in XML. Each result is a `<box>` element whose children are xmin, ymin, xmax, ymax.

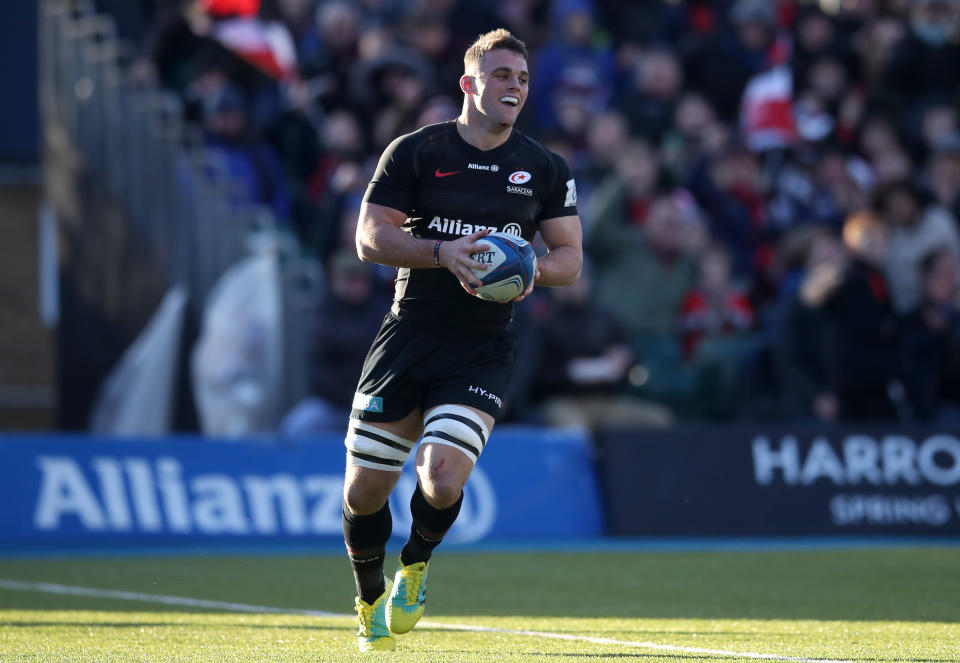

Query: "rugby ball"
<box><xmin>470</xmin><ymin>232</ymin><xmax>537</xmax><ymax>303</ymax></box>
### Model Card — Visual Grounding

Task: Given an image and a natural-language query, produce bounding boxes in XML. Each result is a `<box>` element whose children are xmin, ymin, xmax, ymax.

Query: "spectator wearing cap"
<box><xmin>193</xmin><ymin>76</ymin><xmax>292</xmax><ymax>222</ymax></box>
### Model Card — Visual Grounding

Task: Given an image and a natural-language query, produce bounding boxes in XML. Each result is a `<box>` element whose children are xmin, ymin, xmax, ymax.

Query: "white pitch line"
<box><xmin>0</xmin><ymin>579</ymin><xmax>854</xmax><ymax>663</ymax></box>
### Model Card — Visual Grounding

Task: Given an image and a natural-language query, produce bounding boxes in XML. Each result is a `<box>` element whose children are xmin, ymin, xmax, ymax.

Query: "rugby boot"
<box><xmin>354</xmin><ymin>579</ymin><xmax>395</xmax><ymax>651</ymax></box>
<box><xmin>387</xmin><ymin>560</ymin><xmax>428</xmax><ymax>634</ymax></box>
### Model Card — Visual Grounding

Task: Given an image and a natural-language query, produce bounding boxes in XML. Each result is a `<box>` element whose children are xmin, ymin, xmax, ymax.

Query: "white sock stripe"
<box><xmin>424</xmin><ymin>406</ymin><xmax>489</xmax><ymax>441</ymax></box>
<box><xmin>348</xmin><ymin>419</ymin><xmax>416</xmax><ymax>447</ymax></box>
<box><xmin>419</xmin><ymin>437</ymin><xmax>479</xmax><ymax>464</ymax></box>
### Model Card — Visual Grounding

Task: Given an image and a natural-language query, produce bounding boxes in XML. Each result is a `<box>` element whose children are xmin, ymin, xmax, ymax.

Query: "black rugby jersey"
<box><xmin>363</xmin><ymin>121</ymin><xmax>578</xmax><ymax>334</ymax></box>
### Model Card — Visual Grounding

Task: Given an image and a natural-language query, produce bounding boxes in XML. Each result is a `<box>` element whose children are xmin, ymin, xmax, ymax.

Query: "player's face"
<box><xmin>470</xmin><ymin>49</ymin><xmax>529</xmax><ymax>127</ymax></box>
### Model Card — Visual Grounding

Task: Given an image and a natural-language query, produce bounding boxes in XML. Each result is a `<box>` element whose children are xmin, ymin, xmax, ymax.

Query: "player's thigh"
<box><xmin>345</xmin><ymin>314</ymin><xmax>428</xmax><ymax>475</ymax></box>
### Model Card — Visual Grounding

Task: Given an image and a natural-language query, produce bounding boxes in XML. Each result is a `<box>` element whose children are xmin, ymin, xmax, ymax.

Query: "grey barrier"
<box><xmin>40</xmin><ymin>0</ymin><xmax>319</xmax><ymax>428</ymax></box>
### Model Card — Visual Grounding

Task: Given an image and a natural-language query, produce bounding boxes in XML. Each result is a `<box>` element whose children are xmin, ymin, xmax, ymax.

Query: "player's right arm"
<box><xmin>356</xmin><ymin>203</ymin><xmax>491</xmax><ymax>296</ymax></box>
<box><xmin>358</xmin><ymin>131</ymin><xmax>492</xmax><ymax>294</ymax></box>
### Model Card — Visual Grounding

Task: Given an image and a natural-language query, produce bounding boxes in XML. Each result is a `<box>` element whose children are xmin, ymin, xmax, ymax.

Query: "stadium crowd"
<box><xmin>104</xmin><ymin>0</ymin><xmax>960</xmax><ymax>428</ymax></box>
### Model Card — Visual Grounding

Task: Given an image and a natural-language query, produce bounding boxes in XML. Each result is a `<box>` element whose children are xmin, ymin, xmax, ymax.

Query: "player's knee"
<box><xmin>419</xmin><ymin>470</ymin><xmax>464</xmax><ymax>508</ymax></box>
<box><xmin>343</xmin><ymin>485</ymin><xmax>374</xmax><ymax>516</ymax></box>
<box><xmin>343</xmin><ymin>476</ymin><xmax>391</xmax><ymax>516</ymax></box>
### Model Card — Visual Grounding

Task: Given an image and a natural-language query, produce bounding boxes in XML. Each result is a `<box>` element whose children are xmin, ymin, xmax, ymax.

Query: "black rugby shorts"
<box><xmin>350</xmin><ymin>312</ymin><xmax>517</xmax><ymax>422</ymax></box>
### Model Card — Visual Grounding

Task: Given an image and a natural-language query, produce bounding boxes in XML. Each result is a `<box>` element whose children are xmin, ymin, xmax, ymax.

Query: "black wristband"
<box><xmin>434</xmin><ymin>240</ymin><xmax>442</xmax><ymax>266</ymax></box>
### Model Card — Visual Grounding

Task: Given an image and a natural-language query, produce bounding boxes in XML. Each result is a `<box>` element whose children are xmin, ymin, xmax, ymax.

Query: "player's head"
<box><xmin>460</xmin><ymin>29</ymin><xmax>529</xmax><ymax>128</ymax></box>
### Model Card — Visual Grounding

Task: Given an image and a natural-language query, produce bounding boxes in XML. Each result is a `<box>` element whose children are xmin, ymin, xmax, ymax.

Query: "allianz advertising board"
<box><xmin>597</xmin><ymin>427</ymin><xmax>960</xmax><ymax>536</ymax></box>
<box><xmin>0</xmin><ymin>430</ymin><xmax>604</xmax><ymax>552</ymax></box>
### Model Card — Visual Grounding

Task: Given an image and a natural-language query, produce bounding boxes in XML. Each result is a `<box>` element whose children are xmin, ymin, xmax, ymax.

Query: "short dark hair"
<box><xmin>463</xmin><ymin>29</ymin><xmax>528</xmax><ymax>74</ymax></box>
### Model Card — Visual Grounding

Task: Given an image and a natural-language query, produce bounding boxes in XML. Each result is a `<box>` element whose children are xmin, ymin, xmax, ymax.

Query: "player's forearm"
<box><xmin>356</xmin><ymin>217</ymin><xmax>437</xmax><ymax>269</ymax></box>
<box><xmin>535</xmin><ymin>244</ymin><xmax>582</xmax><ymax>286</ymax></box>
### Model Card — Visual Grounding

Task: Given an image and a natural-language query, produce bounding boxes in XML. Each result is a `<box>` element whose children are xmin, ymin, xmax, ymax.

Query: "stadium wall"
<box><xmin>0</xmin><ymin>428</ymin><xmax>605</xmax><ymax>553</ymax></box>
<box><xmin>596</xmin><ymin>426</ymin><xmax>960</xmax><ymax>537</ymax></box>
<box><xmin>5</xmin><ymin>426</ymin><xmax>958</xmax><ymax>555</ymax></box>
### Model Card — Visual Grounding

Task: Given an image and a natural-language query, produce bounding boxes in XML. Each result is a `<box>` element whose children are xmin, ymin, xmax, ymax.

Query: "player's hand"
<box><xmin>437</xmin><ymin>228</ymin><xmax>493</xmax><ymax>296</ymax></box>
<box><xmin>511</xmin><ymin>266</ymin><xmax>540</xmax><ymax>302</ymax></box>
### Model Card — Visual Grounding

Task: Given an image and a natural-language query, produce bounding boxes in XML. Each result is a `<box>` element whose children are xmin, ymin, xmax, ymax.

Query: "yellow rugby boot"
<box><xmin>354</xmin><ymin>579</ymin><xmax>395</xmax><ymax>651</ymax></box>
<box><xmin>387</xmin><ymin>560</ymin><xmax>428</xmax><ymax>634</ymax></box>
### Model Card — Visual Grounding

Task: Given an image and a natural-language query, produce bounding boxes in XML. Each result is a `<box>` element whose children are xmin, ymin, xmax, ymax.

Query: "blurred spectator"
<box><xmin>900</xmin><ymin>248</ymin><xmax>960</xmax><ymax>422</ymax></box>
<box><xmin>350</xmin><ymin>47</ymin><xmax>436</xmax><ymax>148</ymax></box>
<box><xmin>586</xmin><ymin>139</ymin><xmax>661</xmax><ymax>237</ymax></box>
<box><xmin>196</xmin><ymin>78</ymin><xmax>292</xmax><ymax>222</ymax></box>
<box><xmin>883</xmin><ymin>0</ymin><xmax>960</xmax><ymax>119</ymax></box>
<box><xmin>771</xmin><ymin>226</ymin><xmax>847</xmax><ymax>421</ymax></box>
<box><xmin>673</xmin><ymin>242</ymin><xmax>757</xmax><ymax>418</ymax></box>
<box><xmin>792</xmin><ymin>5</ymin><xmax>857</xmax><ymax>97</ymax></box>
<box><xmin>684</xmin><ymin>0</ymin><xmax>786</xmax><ymax>121</ymax></box>
<box><xmin>765</xmin><ymin>147</ymin><xmax>840</xmax><ymax>235</ymax></box>
<box><xmin>678</xmin><ymin>243</ymin><xmax>755</xmax><ymax>360</ymax></box>
<box><xmin>852</xmin><ymin>12</ymin><xmax>907</xmax><ymax>87</ymax></box>
<box><xmin>589</xmin><ymin>192</ymin><xmax>701</xmax><ymax>345</ymax></box>
<box><xmin>618</xmin><ymin>46</ymin><xmax>684</xmax><ymax>142</ymax></box>
<box><xmin>297</xmin><ymin>0</ymin><xmax>363</xmax><ymax>113</ymax></box>
<box><xmin>496</xmin><ymin>0</ymin><xmax>552</xmax><ymax>52</ymax></box>
<box><xmin>531</xmin><ymin>0</ymin><xmax>616</xmax><ymax>135</ymax></box>
<box><xmin>925</xmin><ymin>132</ymin><xmax>960</xmax><ymax>219</ymax></box>
<box><xmin>572</xmin><ymin>111</ymin><xmax>629</xmax><ymax>206</ymax></box>
<box><xmin>820</xmin><ymin>211</ymin><xmax>902</xmax><ymax>421</ymax></box>
<box><xmin>530</xmin><ymin>261</ymin><xmax>672</xmax><ymax>429</ymax></box>
<box><xmin>686</xmin><ymin>139</ymin><xmax>765</xmax><ymax>277</ymax></box>
<box><xmin>877</xmin><ymin>179</ymin><xmax>960</xmax><ymax>313</ymax></box>
<box><xmin>281</xmin><ymin>249</ymin><xmax>391</xmax><ymax>435</ymax></box>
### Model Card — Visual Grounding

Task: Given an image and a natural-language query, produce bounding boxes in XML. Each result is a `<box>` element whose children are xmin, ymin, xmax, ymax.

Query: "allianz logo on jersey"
<box><xmin>467</xmin><ymin>163</ymin><xmax>499</xmax><ymax>171</ymax></box>
<box><xmin>428</xmin><ymin>217</ymin><xmax>522</xmax><ymax>236</ymax></box>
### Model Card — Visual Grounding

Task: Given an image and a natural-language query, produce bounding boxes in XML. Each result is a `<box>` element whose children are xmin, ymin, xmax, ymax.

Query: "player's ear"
<box><xmin>460</xmin><ymin>74</ymin><xmax>475</xmax><ymax>95</ymax></box>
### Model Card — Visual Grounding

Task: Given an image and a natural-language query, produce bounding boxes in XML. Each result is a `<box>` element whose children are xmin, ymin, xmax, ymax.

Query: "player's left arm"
<box><xmin>513</xmin><ymin>215</ymin><xmax>582</xmax><ymax>302</ymax></box>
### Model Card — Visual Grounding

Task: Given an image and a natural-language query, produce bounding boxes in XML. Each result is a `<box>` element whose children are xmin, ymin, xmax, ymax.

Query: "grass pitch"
<box><xmin>0</xmin><ymin>546</ymin><xmax>958</xmax><ymax>662</ymax></box>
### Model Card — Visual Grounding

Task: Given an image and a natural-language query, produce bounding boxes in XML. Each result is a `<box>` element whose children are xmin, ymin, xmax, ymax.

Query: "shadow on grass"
<box><xmin>0</xmin><ymin>621</ymin><xmax>347</xmax><ymax>631</ymax></box>
<box><xmin>1</xmin><ymin>548</ymin><xmax>959</xmax><ymax>622</ymax></box>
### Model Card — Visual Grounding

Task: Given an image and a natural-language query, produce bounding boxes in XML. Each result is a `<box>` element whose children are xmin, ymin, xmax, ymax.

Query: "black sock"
<box><xmin>400</xmin><ymin>484</ymin><xmax>463</xmax><ymax>566</ymax></box>
<box><xmin>343</xmin><ymin>501</ymin><xmax>392</xmax><ymax>604</ymax></box>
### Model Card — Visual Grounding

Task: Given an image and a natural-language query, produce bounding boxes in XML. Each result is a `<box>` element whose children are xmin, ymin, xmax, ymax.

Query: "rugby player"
<box><xmin>341</xmin><ymin>28</ymin><xmax>583</xmax><ymax>651</ymax></box>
